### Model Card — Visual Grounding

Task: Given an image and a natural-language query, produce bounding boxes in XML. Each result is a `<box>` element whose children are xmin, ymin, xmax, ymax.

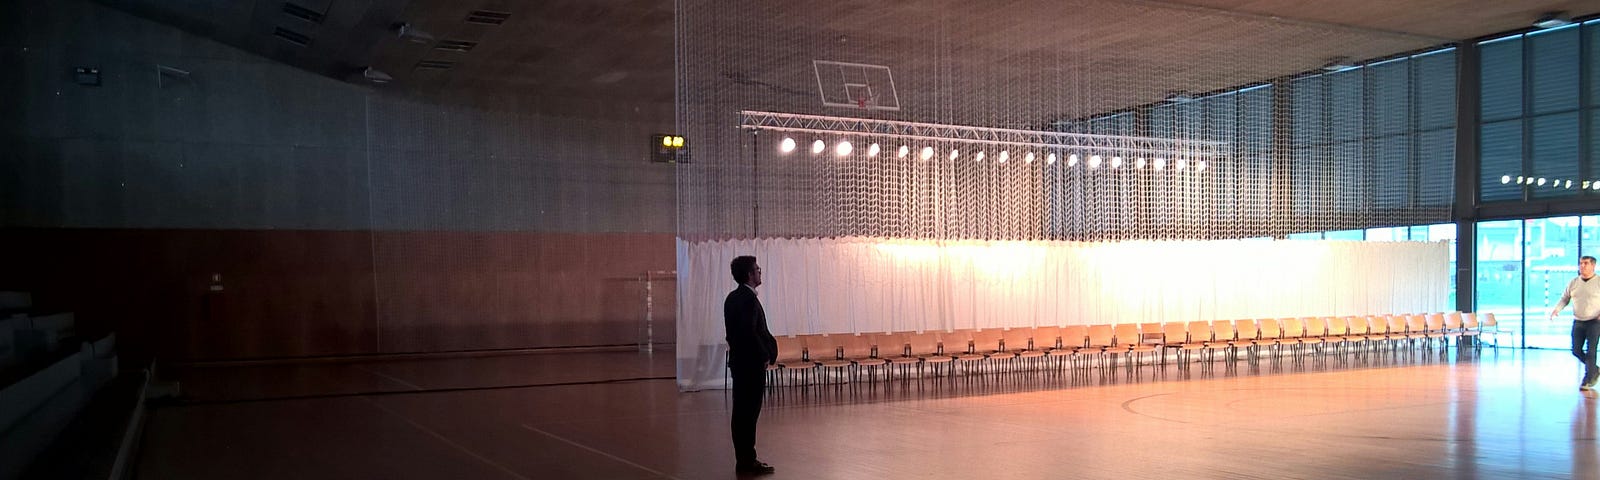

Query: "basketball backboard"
<box><xmin>813</xmin><ymin>60</ymin><xmax>901</xmax><ymax>111</ymax></box>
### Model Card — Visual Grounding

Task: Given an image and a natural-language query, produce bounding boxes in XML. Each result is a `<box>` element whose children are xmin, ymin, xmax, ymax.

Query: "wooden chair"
<box><xmin>773</xmin><ymin>335</ymin><xmax>817</xmax><ymax>386</ymax></box>
<box><xmin>1481</xmin><ymin>313</ymin><xmax>1502</xmax><ymax>348</ymax></box>
<box><xmin>1207</xmin><ymin>320</ymin><xmax>1238</xmax><ymax>363</ymax></box>
<box><xmin>844</xmin><ymin>334</ymin><xmax>889</xmax><ymax>382</ymax></box>
<box><xmin>1279</xmin><ymin>317</ymin><xmax>1306</xmax><ymax>356</ymax></box>
<box><xmin>906</xmin><ymin>331</ymin><xmax>954</xmax><ymax>377</ymax></box>
<box><xmin>1078</xmin><ymin>325</ymin><xmax>1116</xmax><ymax>369</ymax></box>
<box><xmin>1011</xmin><ymin>327</ymin><xmax>1052</xmax><ymax>370</ymax></box>
<box><xmin>1460</xmin><ymin>312</ymin><xmax>1482</xmax><ymax>347</ymax></box>
<box><xmin>1256</xmin><ymin>318</ymin><xmax>1285</xmax><ymax>358</ymax></box>
<box><xmin>1323</xmin><ymin>316</ymin><xmax>1349</xmax><ymax>355</ymax></box>
<box><xmin>946</xmin><ymin>329</ymin><xmax>986</xmax><ymax>375</ymax></box>
<box><xmin>1113</xmin><ymin>323</ymin><xmax>1158</xmax><ymax>368</ymax></box>
<box><xmin>1234</xmin><ymin>319</ymin><xmax>1261</xmax><ymax>362</ymax></box>
<box><xmin>877</xmin><ymin>332</ymin><xmax>920</xmax><ymax>380</ymax></box>
<box><xmin>1049</xmin><ymin>325</ymin><xmax>1090</xmax><ymax>370</ymax></box>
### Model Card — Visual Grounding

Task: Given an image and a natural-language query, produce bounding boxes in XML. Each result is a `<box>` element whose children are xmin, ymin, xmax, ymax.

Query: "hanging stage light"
<box><xmin>1024</xmin><ymin>152</ymin><xmax>1035</xmax><ymax>163</ymax></box>
<box><xmin>867</xmin><ymin>143</ymin><xmax>880</xmax><ymax>157</ymax></box>
<box><xmin>1110</xmin><ymin>156</ymin><xmax>1123</xmax><ymax>169</ymax></box>
<box><xmin>779</xmin><ymin>137</ymin><xmax>796</xmax><ymax>154</ymax></box>
<box><xmin>1067</xmin><ymin>154</ymin><xmax>1079</xmax><ymax>167</ymax></box>
<box><xmin>920</xmin><ymin>146</ymin><xmax>934</xmax><ymax>161</ymax></box>
<box><xmin>1136</xmin><ymin>158</ymin><xmax>1146</xmax><ymax>169</ymax></box>
<box><xmin>811</xmin><ymin>140</ymin><xmax>826</xmax><ymax>155</ymax></box>
<box><xmin>950</xmin><ymin>149</ymin><xmax>960</xmax><ymax>160</ymax></box>
<box><xmin>1501</xmin><ymin>175</ymin><xmax>1511</xmax><ymax>184</ymax></box>
<box><xmin>1176</xmin><ymin>158</ymin><xmax>1188</xmax><ymax>171</ymax></box>
<box><xmin>1196</xmin><ymin>160</ymin><xmax>1207</xmax><ymax>172</ymax></box>
<box><xmin>898</xmin><ymin>145</ymin><xmax>909</xmax><ymax>158</ymax></box>
<box><xmin>1089</xmin><ymin>155</ymin><xmax>1102</xmax><ymax>169</ymax></box>
<box><xmin>1537</xmin><ymin>178</ymin><xmax>1547</xmax><ymax>186</ymax></box>
<box><xmin>998</xmin><ymin>151</ymin><xmax>1009</xmax><ymax>163</ymax></box>
<box><xmin>836</xmin><ymin>141</ymin><xmax>853</xmax><ymax>157</ymax></box>
<box><xmin>1154</xmin><ymin>158</ymin><xmax>1166</xmax><ymax>171</ymax></box>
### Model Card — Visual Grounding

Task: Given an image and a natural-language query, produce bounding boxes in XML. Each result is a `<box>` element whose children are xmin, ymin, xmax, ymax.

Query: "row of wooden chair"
<box><xmin>763</xmin><ymin>312</ymin><xmax>1501</xmax><ymax>386</ymax></box>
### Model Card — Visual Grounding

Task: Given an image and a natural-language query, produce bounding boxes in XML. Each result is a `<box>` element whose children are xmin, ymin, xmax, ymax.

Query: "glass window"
<box><xmin>1478</xmin><ymin>23</ymin><xmax>1597</xmax><ymax>205</ymax></box>
<box><xmin>1323</xmin><ymin>229</ymin><xmax>1364</xmax><ymax>241</ymax></box>
<box><xmin>1366</xmin><ymin>227</ymin><xmax>1402</xmax><ymax>241</ymax></box>
<box><xmin>1526</xmin><ymin>216</ymin><xmax>1582</xmax><ymax>348</ymax></box>
<box><xmin>1427</xmin><ymin>223</ymin><xmax>1460</xmax><ymax>308</ymax></box>
<box><xmin>1584</xmin><ymin>215</ymin><xmax>1600</xmax><ymax>260</ymax></box>
<box><xmin>1477</xmin><ymin>219</ymin><xmax>1523</xmax><ymax>347</ymax></box>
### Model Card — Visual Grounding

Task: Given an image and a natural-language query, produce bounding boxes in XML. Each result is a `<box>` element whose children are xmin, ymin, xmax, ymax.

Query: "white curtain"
<box><xmin>676</xmin><ymin>237</ymin><xmax>1450</xmax><ymax>390</ymax></box>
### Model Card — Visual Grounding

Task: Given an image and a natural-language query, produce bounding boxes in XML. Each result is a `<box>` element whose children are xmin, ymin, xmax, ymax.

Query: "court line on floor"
<box><xmin>168</xmin><ymin>376</ymin><xmax>676</xmax><ymax>406</ymax></box>
<box><xmin>355</xmin><ymin>365</ymin><xmax>425</xmax><ymax>391</ymax></box>
<box><xmin>520</xmin><ymin>424</ymin><xmax>683</xmax><ymax>480</ymax></box>
<box><xmin>362</xmin><ymin>397</ymin><xmax>534</xmax><ymax>480</ymax></box>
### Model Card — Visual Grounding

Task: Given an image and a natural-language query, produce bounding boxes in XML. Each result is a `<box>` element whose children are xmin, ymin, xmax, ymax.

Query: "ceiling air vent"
<box><xmin>415</xmin><ymin>60</ymin><xmax>456</xmax><ymax>71</ymax></box>
<box><xmin>434</xmin><ymin>40</ymin><xmax>478</xmax><ymax>52</ymax></box>
<box><xmin>273</xmin><ymin>27</ymin><xmax>311</xmax><ymax>46</ymax></box>
<box><xmin>281</xmin><ymin>2</ymin><xmax>325</xmax><ymax>24</ymax></box>
<box><xmin>465</xmin><ymin>10</ymin><xmax>511</xmax><ymax>25</ymax></box>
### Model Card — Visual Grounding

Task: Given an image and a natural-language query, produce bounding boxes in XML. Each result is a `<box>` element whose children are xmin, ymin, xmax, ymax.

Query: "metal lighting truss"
<box><xmin>738</xmin><ymin>110</ymin><xmax>1227</xmax><ymax>159</ymax></box>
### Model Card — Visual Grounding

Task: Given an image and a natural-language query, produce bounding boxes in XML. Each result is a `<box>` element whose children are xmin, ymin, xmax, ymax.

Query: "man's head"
<box><xmin>731</xmin><ymin>255</ymin><xmax>762</xmax><ymax>287</ymax></box>
<box><xmin>1582</xmin><ymin>256</ymin><xmax>1596</xmax><ymax>278</ymax></box>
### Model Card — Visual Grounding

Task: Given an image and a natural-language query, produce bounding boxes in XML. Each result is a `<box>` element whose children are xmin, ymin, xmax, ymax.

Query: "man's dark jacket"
<box><xmin>724</xmin><ymin>285</ymin><xmax>777</xmax><ymax>366</ymax></box>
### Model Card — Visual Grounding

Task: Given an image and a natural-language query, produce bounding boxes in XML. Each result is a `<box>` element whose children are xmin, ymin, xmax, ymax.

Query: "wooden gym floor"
<box><xmin>136</xmin><ymin>346</ymin><xmax>1598</xmax><ymax>479</ymax></box>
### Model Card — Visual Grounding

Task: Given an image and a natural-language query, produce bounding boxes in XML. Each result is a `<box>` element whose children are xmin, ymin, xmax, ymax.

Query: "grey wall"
<box><xmin>0</xmin><ymin>0</ymin><xmax>677</xmax><ymax>233</ymax></box>
<box><xmin>0</xmin><ymin>0</ymin><xmax>681</xmax><ymax>360</ymax></box>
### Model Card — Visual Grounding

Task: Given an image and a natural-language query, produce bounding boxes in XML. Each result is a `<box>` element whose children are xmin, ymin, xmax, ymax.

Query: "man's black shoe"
<box><xmin>735</xmin><ymin>461</ymin><xmax>775</xmax><ymax>475</ymax></box>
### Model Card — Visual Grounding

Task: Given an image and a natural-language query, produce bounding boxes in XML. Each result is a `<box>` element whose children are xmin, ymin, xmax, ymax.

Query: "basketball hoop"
<box><xmin>813</xmin><ymin>60</ymin><xmax>901</xmax><ymax>111</ymax></box>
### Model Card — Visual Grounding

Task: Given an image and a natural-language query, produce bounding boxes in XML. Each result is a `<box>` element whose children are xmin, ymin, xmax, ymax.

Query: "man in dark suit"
<box><xmin>725</xmin><ymin>255</ymin><xmax>777</xmax><ymax>475</ymax></box>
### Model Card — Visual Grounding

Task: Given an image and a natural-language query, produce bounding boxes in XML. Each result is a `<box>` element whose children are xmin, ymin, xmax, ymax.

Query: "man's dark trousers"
<box><xmin>730</xmin><ymin>362</ymin><xmax>766</xmax><ymax>464</ymax></box>
<box><xmin>1574</xmin><ymin>319</ymin><xmax>1600</xmax><ymax>383</ymax></box>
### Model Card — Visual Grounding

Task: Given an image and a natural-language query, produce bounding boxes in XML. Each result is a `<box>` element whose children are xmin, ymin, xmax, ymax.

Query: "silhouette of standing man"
<box><xmin>725</xmin><ymin>255</ymin><xmax>776</xmax><ymax>475</ymax></box>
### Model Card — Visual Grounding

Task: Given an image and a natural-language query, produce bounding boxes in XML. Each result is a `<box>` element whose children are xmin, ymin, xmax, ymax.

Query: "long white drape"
<box><xmin>676</xmin><ymin>237</ymin><xmax>1450</xmax><ymax>390</ymax></box>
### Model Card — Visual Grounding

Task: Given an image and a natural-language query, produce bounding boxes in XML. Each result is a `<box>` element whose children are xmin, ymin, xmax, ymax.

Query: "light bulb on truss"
<box><xmin>998</xmin><ymin>151</ymin><xmax>1009</xmax><ymax>163</ymax></box>
<box><xmin>779</xmin><ymin>137</ymin><xmax>796</xmax><ymax>153</ymax></box>
<box><xmin>835</xmin><ymin>141</ymin><xmax>853</xmax><ymax>157</ymax></box>
<box><xmin>1024</xmin><ymin>152</ymin><xmax>1035</xmax><ymax>163</ymax></box>
<box><xmin>898</xmin><ymin>145</ymin><xmax>909</xmax><ymax>158</ymax></box>
<box><xmin>920</xmin><ymin>147</ymin><xmax>934</xmax><ymax>161</ymax></box>
<box><xmin>867</xmin><ymin>143</ymin><xmax>880</xmax><ymax>157</ymax></box>
<box><xmin>811</xmin><ymin>140</ymin><xmax>825</xmax><ymax>155</ymax></box>
<box><xmin>1089</xmin><ymin>155</ymin><xmax>1102</xmax><ymax>169</ymax></box>
<box><xmin>1067</xmin><ymin>154</ymin><xmax>1079</xmax><ymax>167</ymax></box>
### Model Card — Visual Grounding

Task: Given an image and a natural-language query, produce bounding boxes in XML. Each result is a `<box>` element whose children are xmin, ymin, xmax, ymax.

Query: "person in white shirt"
<box><xmin>1549</xmin><ymin>255</ymin><xmax>1600</xmax><ymax>390</ymax></box>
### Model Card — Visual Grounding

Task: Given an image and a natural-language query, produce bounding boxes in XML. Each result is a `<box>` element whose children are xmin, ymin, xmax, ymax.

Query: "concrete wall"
<box><xmin>0</xmin><ymin>0</ymin><xmax>679</xmax><ymax>361</ymax></box>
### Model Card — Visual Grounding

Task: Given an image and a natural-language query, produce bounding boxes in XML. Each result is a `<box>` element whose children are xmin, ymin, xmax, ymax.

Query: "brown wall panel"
<box><xmin>0</xmin><ymin>228</ymin><xmax>676</xmax><ymax>362</ymax></box>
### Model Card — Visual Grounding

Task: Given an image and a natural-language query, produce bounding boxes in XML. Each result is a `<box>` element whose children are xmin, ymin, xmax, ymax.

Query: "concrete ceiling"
<box><xmin>96</xmin><ymin>0</ymin><xmax>1596</xmax><ymax>112</ymax></box>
